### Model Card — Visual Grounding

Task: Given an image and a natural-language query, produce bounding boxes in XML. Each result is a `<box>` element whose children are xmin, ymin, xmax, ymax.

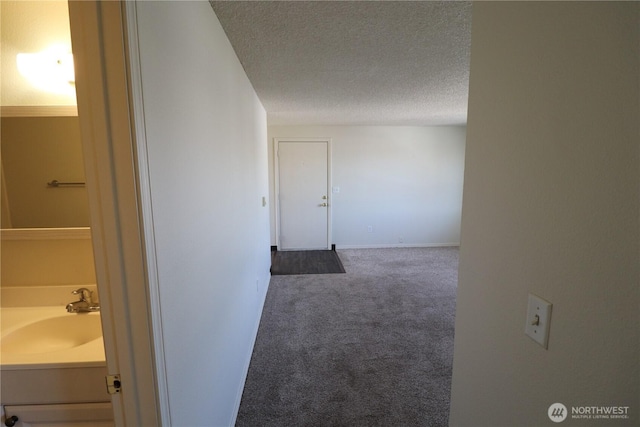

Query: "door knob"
<box><xmin>322</xmin><ymin>195</ymin><xmax>327</xmax><ymax>199</ymax></box>
<box><xmin>4</xmin><ymin>416</ymin><xmax>18</xmax><ymax>427</ymax></box>
<box><xmin>320</xmin><ymin>203</ymin><xmax>327</xmax><ymax>207</ymax></box>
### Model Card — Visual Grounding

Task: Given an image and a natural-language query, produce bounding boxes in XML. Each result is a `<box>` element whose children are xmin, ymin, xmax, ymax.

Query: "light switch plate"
<box><xmin>525</xmin><ymin>294</ymin><xmax>552</xmax><ymax>349</ymax></box>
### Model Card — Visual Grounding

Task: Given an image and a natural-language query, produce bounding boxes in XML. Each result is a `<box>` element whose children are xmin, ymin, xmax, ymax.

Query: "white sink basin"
<box><xmin>1</xmin><ymin>314</ymin><xmax>102</xmax><ymax>355</ymax></box>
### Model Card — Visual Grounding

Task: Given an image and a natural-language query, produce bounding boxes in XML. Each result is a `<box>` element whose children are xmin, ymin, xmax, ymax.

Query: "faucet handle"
<box><xmin>72</xmin><ymin>287</ymin><xmax>93</xmax><ymax>302</ymax></box>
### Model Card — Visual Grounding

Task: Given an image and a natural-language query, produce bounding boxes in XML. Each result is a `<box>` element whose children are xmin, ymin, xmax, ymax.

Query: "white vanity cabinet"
<box><xmin>3</xmin><ymin>402</ymin><xmax>113</xmax><ymax>427</ymax></box>
<box><xmin>1</xmin><ymin>366</ymin><xmax>113</xmax><ymax>427</ymax></box>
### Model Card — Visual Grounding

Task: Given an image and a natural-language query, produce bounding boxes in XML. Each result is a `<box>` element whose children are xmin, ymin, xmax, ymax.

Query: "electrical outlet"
<box><xmin>398</xmin><ymin>237</ymin><xmax>404</xmax><ymax>243</ymax></box>
<box><xmin>525</xmin><ymin>293</ymin><xmax>552</xmax><ymax>349</ymax></box>
<box><xmin>367</xmin><ymin>225</ymin><xmax>373</xmax><ymax>233</ymax></box>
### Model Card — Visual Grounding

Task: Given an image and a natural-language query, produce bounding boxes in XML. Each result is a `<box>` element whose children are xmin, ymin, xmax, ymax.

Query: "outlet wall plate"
<box><xmin>525</xmin><ymin>293</ymin><xmax>552</xmax><ymax>349</ymax></box>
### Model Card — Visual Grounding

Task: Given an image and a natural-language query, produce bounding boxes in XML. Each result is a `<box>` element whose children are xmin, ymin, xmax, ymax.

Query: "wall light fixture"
<box><xmin>16</xmin><ymin>45</ymin><xmax>75</xmax><ymax>96</ymax></box>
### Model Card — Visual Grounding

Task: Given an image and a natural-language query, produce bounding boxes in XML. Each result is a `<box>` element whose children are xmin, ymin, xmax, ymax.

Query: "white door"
<box><xmin>276</xmin><ymin>139</ymin><xmax>331</xmax><ymax>250</ymax></box>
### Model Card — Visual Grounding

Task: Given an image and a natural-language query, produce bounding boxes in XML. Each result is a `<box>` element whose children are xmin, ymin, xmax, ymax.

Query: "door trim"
<box><xmin>274</xmin><ymin>137</ymin><xmax>332</xmax><ymax>251</ymax></box>
<box><xmin>122</xmin><ymin>1</ymin><xmax>171</xmax><ymax>423</ymax></box>
<box><xmin>69</xmin><ymin>1</ymin><xmax>161</xmax><ymax>425</ymax></box>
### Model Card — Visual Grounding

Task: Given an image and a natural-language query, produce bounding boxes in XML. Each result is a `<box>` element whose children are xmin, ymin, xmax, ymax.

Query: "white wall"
<box><xmin>134</xmin><ymin>2</ymin><xmax>271</xmax><ymax>426</ymax></box>
<box><xmin>450</xmin><ymin>3</ymin><xmax>639</xmax><ymax>426</ymax></box>
<box><xmin>268</xmin><ymin>126</ymin><xmax>466</xmax><ymax>248</ymax></box>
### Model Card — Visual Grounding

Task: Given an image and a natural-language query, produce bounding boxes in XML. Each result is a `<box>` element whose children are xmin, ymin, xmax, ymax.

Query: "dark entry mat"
<box><xmin>271</xmin><ymin>250</ymin><xmax>346</xmax><ymax>275</ymax></box>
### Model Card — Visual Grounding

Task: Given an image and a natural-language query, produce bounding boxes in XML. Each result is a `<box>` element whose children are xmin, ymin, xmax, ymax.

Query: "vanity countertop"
<box><xmin>1</xmin><ymin>306</ymin><xmax>106</xmax><ymax>370</ymax></box>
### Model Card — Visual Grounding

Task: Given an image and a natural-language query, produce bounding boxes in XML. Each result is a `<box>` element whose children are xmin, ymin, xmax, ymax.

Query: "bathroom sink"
<box><xmin>1</xmin><ymin>314</ymin><xmax>102</xmax><ymax>355</ymax></box>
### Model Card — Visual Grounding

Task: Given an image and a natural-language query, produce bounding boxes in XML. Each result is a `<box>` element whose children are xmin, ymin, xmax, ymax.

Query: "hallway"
<box><xmin>237</xmin><ymin>247</ymin><xmax>458</xmax><ymax>426</ymax></box>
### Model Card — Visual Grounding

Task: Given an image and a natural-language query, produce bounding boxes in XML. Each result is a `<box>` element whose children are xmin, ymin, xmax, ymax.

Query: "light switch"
<box><xmin>525</xmin><ymin>293</ymin><xmax>552</xmax><ymax>349</ymax></box>
<box><xmin>332</xmin><ymin>186</ymin><xmax>340</xmax><ymax>194</ymax></box>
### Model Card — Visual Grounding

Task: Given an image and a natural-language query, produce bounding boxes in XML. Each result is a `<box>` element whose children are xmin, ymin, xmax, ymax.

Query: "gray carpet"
<box><xmin>236</xmin><ymin>247</ymin><xmax>458</xmax><ymax>427</ymax></box>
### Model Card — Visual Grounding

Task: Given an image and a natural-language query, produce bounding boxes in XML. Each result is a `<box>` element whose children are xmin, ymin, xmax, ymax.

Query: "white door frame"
<box><xmin>274</xmin><ymin>137</ymin><xmax>332</xmax><ymax>251</ymax></box>
<box><xmin>69</xmin><ymin>1</ymin><xmax>165</xmax><ymax>425</ymax></box>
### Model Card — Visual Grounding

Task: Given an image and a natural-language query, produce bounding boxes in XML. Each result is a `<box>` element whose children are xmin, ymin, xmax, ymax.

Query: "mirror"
<box><xmin>1</xmin><ymin>0</ymin><xmax>88</xmax><ymax>229</ymax></box>
<box><xmin>1</xmin><ymin>115</ymin><xmax>90</xmax><ymax>228</ymax></box>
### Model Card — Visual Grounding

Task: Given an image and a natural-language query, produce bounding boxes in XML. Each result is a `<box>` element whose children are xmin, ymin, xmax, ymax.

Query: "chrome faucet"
<box><xmin>66</xmin><ymin>287</ymin><xmax>100</xmax><ymax>313</ymax></box>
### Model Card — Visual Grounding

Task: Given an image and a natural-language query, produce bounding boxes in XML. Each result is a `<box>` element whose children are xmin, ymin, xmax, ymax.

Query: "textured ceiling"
<box><xmin>210</xmin><ymin>1</ymin><xmax>472</xmax><ymax>126</ymax></box>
